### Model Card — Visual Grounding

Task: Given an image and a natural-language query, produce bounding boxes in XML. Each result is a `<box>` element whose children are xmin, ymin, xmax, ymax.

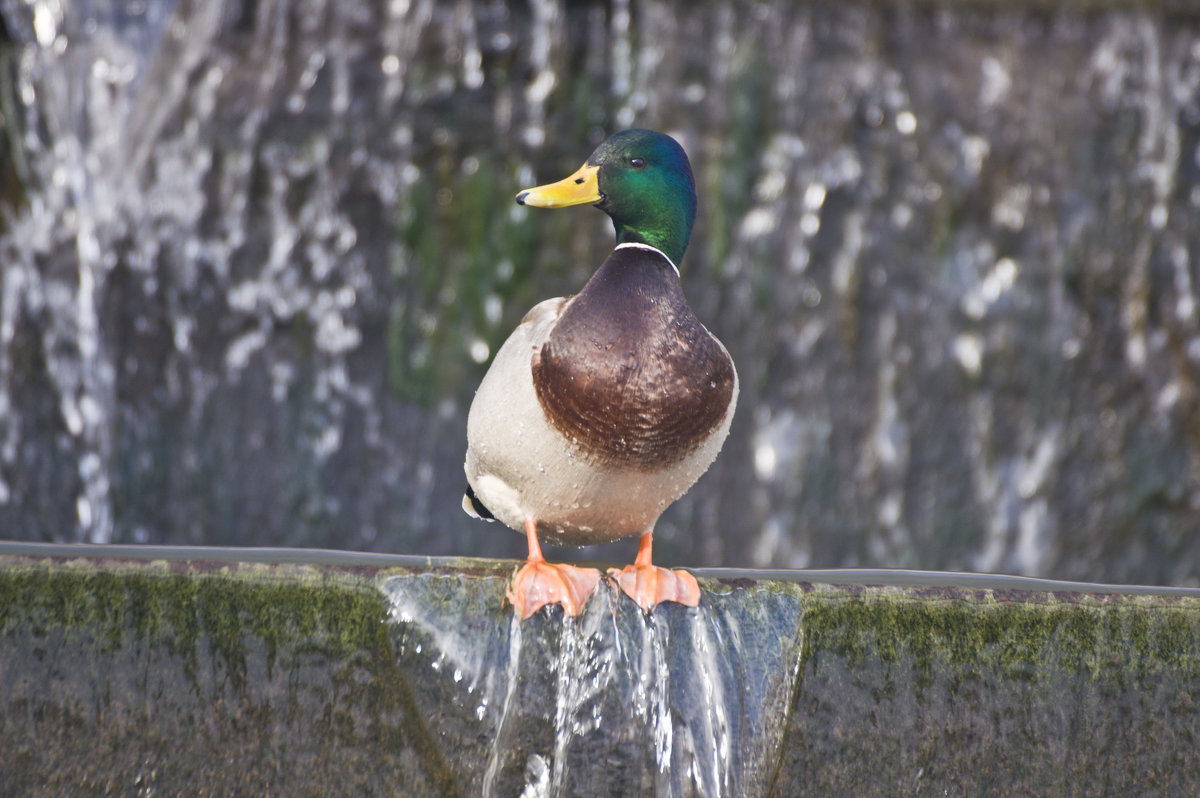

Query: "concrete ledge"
<box><xmin>1</xmin><ymin>544</ymin><xmax>1197</xmax><ymax>796</ymax></box>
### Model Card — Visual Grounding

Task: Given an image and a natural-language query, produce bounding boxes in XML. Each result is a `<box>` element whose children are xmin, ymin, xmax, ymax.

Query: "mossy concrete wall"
<box><xmin>1</xmin><ymin>544</ymin><xmax>1198</xmax><ymax>797</ymax></box>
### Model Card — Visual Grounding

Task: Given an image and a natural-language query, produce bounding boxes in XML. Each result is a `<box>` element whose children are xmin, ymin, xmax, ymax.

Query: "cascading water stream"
<box><xmin>0</xmin><ymin>0</ymin><xmax>181</xmax><ymax>540</ymax></box>
<box><xmin>0</xmin><ymin>548</ymin><xmax>1196</xmax><ymax>795</ymax></box>
<box><xmin>383</xmin><ymin>574</ymin><xmax>806</xmax><ymax>798</ymax></box>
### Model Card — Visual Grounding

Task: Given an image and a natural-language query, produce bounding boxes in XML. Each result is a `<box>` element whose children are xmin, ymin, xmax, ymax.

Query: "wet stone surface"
<box><xmin>385</xmin><ymin>571</ymin><xmax>804</xmax><ymax>797</ymax></box>
<box><xmin>2</xmin><ymin>1</ymin><xmax>1200</xmax><ymax>586</ymax></box>
<box><xmin>1</xmin><ymin>548</ymin><xmax>1198</xmax><ymax>797</ymax></box>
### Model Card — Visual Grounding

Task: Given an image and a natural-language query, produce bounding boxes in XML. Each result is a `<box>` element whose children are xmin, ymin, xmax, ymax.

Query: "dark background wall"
<box><xmin>1</xmin><ymin>0</ymin><xmax>1198</xmax><ymax>584</ymax></box>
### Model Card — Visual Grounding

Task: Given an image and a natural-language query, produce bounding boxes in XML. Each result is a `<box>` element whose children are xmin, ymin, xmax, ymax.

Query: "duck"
<box><xmin>463</xmin><ymin>129</ymin><xmax>738</xmax><ymax>618</ymax></box>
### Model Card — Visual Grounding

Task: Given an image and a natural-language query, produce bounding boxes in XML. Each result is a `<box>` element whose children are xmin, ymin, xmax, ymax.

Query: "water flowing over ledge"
<box><xmin>2</xmin><ymin>544</ymin><xmax>1197</xmax><ymax>797</ymax></box>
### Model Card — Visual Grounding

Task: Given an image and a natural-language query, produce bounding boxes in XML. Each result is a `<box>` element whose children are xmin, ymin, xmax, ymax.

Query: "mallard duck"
<box><xmin>463</xmin><ymin>129</ymin><xmax>738</xmax><ymax>617</ymax></box>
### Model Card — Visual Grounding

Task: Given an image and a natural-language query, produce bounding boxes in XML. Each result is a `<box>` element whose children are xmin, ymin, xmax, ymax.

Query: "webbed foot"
<box><xmin>607</xmin><ymin>529</ymin><xmax>700</xmax><ymax>612</ymax></box>
<box><xmin>507</xmin><ymin>516</ymin><xmax>601</xmax><ymax>619</ymax></box>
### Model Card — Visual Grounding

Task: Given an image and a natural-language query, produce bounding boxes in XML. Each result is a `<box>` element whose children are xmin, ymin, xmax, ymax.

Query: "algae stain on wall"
<box><xmin>2</xmin><ymin>552</ymin><xmax>1198</xmax><ymax>796</ymax></box>
<box><xmin>0</xmin><ymin>559</ymin><xmax>461</xmax><ymax>796</ymax></box>
<box><xmin>779</xmin><ymin>590</ymin><xmax>1200</xmax><ymax>796</ymax></box>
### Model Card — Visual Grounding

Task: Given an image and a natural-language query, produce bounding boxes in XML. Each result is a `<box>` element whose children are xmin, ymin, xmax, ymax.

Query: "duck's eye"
<box><xmin>630</xmin><ymin>157</ymin><xmax>645</xmax><ymax>169</ymax></box>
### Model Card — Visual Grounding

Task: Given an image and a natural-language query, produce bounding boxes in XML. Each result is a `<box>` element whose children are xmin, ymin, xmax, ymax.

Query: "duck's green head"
<box><xmin>516</xmin><ymin>129</ymin><xmax>697</xmax><ymax>266</ymax></box>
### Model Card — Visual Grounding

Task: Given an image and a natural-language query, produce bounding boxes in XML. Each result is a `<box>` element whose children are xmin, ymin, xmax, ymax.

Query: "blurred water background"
<box><xmin>1</xmin><ymin>0</ymin><xmax>1199</xmax><ymax>585</ymax></box>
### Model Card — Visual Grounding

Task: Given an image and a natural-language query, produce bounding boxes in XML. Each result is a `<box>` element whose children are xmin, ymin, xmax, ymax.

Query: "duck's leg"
<box><xmin>506</xmin><ymin>516</ymin><xmax>602</xmax><ymax>619</ymax></box>
<box><xmin>608</xmin><ymin>528</ymin><xmax>700</xmax><ymax>612</ymax></box>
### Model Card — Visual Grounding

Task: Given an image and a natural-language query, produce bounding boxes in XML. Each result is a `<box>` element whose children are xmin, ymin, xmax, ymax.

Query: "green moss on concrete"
<box><xmin>0</xmin><ymin>560</ymin><xmax>392</xmax><ymax>672</ymax></box>
<box><xmin>3</xmin><ymin>553</ymin><xmax>1198</xmax><ymax>796</ymax></box>
<box><xmin>0</xmin><ymin>557</ymin><xmax>464</xmax><ymax>797</ymax></box>
<box><xmin>799</xmin><ymin>590</ymin><xmax>1200</xmax><ymax>680</ymax></box>
<box><xmin>776</xmin><ymin>587</ymin><xmax>1200</xmax><ymax>797</ymax></box>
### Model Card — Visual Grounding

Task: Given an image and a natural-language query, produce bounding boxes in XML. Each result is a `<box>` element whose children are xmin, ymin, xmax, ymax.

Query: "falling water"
<box><xmin>1</xmin><ymin>546</ymin><xmax>1196</xmax><ymax>795</ymax></box>
<box><xmin>383</xmin><ymin>573</ymin><xmax>804</xmax><ymax>798</ymax></box>
<box><xmin>2</xmin><ymin>0</ymin><xmax>1200</xmax><ymax>584</ymax></box>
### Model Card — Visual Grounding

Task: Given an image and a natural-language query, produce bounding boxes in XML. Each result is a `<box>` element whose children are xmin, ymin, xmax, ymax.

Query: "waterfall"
<box><xmin>1</xmin><ymin>0</ymin><xmax>1198</xmax><ymax>585</ymax></box>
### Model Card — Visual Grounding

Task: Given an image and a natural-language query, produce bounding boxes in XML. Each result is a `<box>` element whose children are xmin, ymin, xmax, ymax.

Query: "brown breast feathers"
<box><xmin>531</xmin><ymin>246</ymin><xmax>735</xmax><ymax>470</ymax></box>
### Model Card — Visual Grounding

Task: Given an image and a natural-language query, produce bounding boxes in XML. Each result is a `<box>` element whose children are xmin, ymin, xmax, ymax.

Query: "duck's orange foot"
<box><xmin>607</xmin><ymin>564</ymin><xmax>701</xmax><ymax>613</ymax></box>
<box><xmin>507</xmin><ymin>560</ymin><xmax>602</xmax><ymax>620</ymax></box>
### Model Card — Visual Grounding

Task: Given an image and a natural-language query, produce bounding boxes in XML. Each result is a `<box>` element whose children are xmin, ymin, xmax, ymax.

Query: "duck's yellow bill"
<box><xmin>516</xmin><ymin>163</ymin><xmax>601</xmax><ymax>208</ymax></box>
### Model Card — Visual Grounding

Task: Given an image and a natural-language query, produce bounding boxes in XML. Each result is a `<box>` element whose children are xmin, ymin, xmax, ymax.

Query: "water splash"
<box><xmin>0</xmin><ymin>0</ymin><xmax>181</xmax><ymax>540</ymax></box>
